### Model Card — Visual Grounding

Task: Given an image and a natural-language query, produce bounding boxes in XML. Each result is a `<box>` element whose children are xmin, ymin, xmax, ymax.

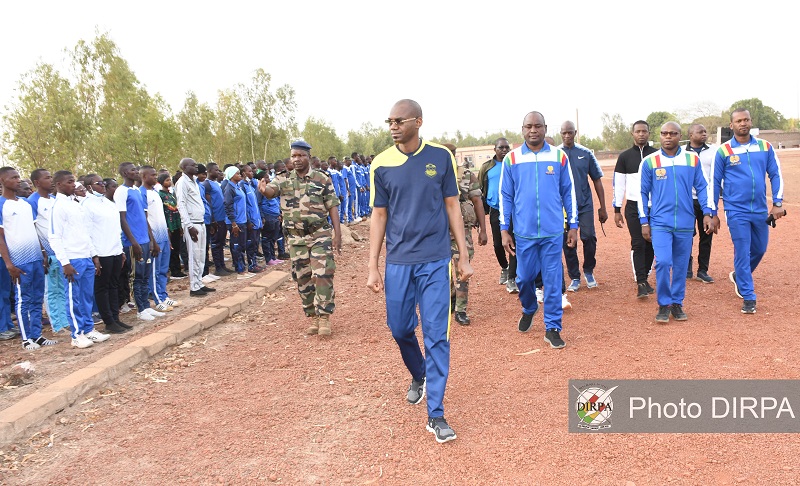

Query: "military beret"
<box><xmin>290</xmin><ymin>139</ymin><xmax>312</xmax><ymax>152</ymax></box>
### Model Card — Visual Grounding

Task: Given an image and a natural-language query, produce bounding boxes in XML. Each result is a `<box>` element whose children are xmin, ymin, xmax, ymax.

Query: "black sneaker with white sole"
<box><xmin>656</xmin><ymin>305</ymin><xmax>671</xmax><ymax>323</ymax></box>
<box><xmin>670</xmin><ymin>304</ymin><xmax>688</xmax><ymax>321</ymax></box>
<box><xmin>407</xmin><ymin>376</ymin><xmax>426</xmax><ymax>405</ymax></box>
<box><xmin>730</xmin><ymin>271</ymin><xmax>742</xmax><ymax>299</ymax></box>
<box><xmin>426</xmin><ymin>416</ymin><xmax>457</xmax><ymax>443</ymax></box>
<box><xmin>544</xmin><ymin>329</ymin><xmax>565</xmax><ymax>349</ymax></box>
<box><xmin>742</xmin><ymin>300</ymin><xmax>756</xmax><ymax>314</ymax></box>
<box><xmin>636</xmin><ymin>283</ymin><xmax>649</xmax><ymax>299</ymax></box>
<box><xmin>695</xmin><ymin>271</ymin><xmax>714</xmax><ymax>283</ymax></box>
<box><xmin>518</xmin><ymin>311</ymin><xmax>535</xmax><ymax>332</ymax></box>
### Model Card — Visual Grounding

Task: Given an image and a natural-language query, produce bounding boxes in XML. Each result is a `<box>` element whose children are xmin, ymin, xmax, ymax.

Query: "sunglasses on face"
<box><xmin>384</xmin><ymin>117</ymin><xmax>417</xmax><ymax>127</ymax></box>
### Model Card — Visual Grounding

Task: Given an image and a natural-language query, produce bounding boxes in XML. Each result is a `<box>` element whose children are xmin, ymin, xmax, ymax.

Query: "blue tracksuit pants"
<box><xmin>0</xmin><ymin>257</ymin><xmax>14</xmax><ymax>333</ymax></box>
<box><xmin>515</xmin><ymin>234</ymin><xmax>563</xmax><ymax>331</ymax></box>
<box><xmin>45</xmin><ymin>256</ymin><xmax>70</xmax><ymax>332</ymax></box>
<box><xmin>151</xmin><ymin>238</ymin><xmax>171</xmax><ymax>304</ymax></box>
<box><xmin>727</xmin><ymin>210</ymin><xmax>769</xmax><ymax>301</ymax></box>
<box><xmin>385</xmin><ymin>257</ymin><xmax>451</xmax><ymax>419</ymax></box>
<box><xmin>14</xmin><ymin>261</ymin><xmax>45</xmax><ymax>341</ymax></box>
<box><xmin>651</xmin><ymin>229</ymin><xmax>693</xmax><ymax>306</ymax></box>
<box><xmin>64</xmin><ymin>258</ymin><xmax>96</xmax><ymax>339</ymax></box>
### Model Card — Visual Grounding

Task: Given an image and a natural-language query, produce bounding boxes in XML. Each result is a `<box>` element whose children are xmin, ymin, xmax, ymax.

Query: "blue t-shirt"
<box><xmin>486</xmin><ymin>162</ymin><xmax>502</xmax><ymax>210</ymax></box>
<box><xmin>203</xmin><ymin>179</ymin><xmax>226</xmax><ymax>223</ymax></box>
<box><xmin>114</xmin><ymin>184</ymin><xmax>149</xmax><ymax>246</ymax></box>
<box><xmin>198</xmin><ymin>180</ymin><xmax>212</xmax><ymax>224</ymax></box>
<box><xmin>371</xmin><ymin>140</ymin><xmax>459</xmax><ymax>264</ymax></box>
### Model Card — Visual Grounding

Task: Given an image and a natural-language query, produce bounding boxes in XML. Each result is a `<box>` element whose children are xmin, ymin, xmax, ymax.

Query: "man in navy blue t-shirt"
<box><xmin>367</xmin><ymin>99</ymin><xmax>473</xmax><ymax>444</ymax></box>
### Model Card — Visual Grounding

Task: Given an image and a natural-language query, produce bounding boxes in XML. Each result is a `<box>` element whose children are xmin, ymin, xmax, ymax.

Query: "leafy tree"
<box><xmin>601</xmin><ymin>113</ymin><xmax>632</xmax><ymax>150</ymax></box>
<box><xmin>577</xmin><ymin>135</ymin><xmax>604</xmax><ymax>152</ymax></box>
<box><xmin>239</xmin><ymin>69</ymin><xmax>297</xmax><ymax>163</ymax></box>
<box><xmin>727</xmin><ymin>98</ymin><xmax>786</xmax><ymax>130</ymax></box>
<box><xmin>646</xmin><ymin>111</ymin><xmax>678</xmax><ymax>142</ymax></box>
<box><xmin>346</xmin><ymin>123</ymin><xmax>392</xmax><ymax>157</ymax></box>
<box><xmin>1</xmin><ymin>62</ymin><xmax>87</xmax><ymax>174</ymax></box>
<box><xmin>178</xmin><ymin>92</ymin><xmax>215</xmax><ymax>163</ymax></box>
<box><xmin>212</xmin><ymin>88</ymin><xmax>248</xmax><ymax>164</ymax></box>
<box><xmin>301</xmin><ymin>117</ymin><xmax>345</xmax><ymax>159</ymax></box>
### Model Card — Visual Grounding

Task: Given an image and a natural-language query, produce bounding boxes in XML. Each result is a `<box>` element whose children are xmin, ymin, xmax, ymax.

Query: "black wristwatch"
<box><xmin>703</xmin><ymin>213</ymin><xmax>713</xmax><ymax>218</ymax></box>
<box><xmin>774</xmin><ymin>201</ymin><xmax>783</xmax><ymax>208</ymax></box>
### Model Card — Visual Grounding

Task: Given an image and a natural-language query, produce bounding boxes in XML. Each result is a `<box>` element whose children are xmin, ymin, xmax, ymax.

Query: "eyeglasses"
<box><xmin>91</xmin><ymin>181</ymin><xmax>106</xmax><ymax>187</ymax></box>
<box><xmin>660</xmin><ymin>131</ymin><xmax>680</xmax><ymax>137</ymax></box>
<box><xmin>496</xmin><ymin>145</ymin><xmax>510</xmax><ymax>150</ymax></box>
<box><xmin>385</xmin><ymin>117</ymin><xmax>417</xmax><ymax>127</ymax></box>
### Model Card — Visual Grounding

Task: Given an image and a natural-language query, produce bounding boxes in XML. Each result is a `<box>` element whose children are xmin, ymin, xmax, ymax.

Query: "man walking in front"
<box><xmin>501</xmin><ymin>111</ymin><xmax>577</xmax><ymax>349</ymax></box>
<box><xmin>367</xmin><ymin>99</ymin><xmax>473</xmax><ymax>443</ymax></box>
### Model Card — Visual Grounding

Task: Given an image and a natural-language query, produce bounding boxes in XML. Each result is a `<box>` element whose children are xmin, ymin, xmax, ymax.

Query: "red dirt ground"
<box><xmin>1</xmin><ymin>150</ymin><xmax>799</xmax><ymax>485</ymax></box>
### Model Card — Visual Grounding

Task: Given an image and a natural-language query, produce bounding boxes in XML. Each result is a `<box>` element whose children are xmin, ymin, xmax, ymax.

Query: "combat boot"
<box><xmin>317</xmin><ymin>314</ymin><xmax>331</xmax><ymax>336</ymax></box>
<box><xmin>306</xmin><ymin>315</ymin><xmax>319</xmax><ymax>335</ymax></box>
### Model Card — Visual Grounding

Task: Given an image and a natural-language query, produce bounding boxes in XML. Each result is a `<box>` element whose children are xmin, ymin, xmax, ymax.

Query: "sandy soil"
<box><xmin>1</xmin><ymin>150</ymin><xmax>798</xmax><ymax>485</ymax></box>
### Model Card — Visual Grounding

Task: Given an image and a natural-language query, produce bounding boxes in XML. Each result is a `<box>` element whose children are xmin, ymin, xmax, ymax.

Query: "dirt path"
<box><xmin>2</xmin><ymin>151</ymin><xmax>799</xmax><ymax>485</ymax></box>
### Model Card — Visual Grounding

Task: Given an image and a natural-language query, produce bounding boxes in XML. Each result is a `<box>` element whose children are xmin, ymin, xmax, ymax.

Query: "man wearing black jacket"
<box><xmin>613</xmin><ymin>121</ymin><xmax>657</xmax><ymax>298</ymax></box>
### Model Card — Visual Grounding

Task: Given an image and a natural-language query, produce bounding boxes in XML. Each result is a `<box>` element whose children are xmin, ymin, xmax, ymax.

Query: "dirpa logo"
<box><xmin>655</xmin><ymin>168</ymin><xmax>667</xmax><ymax>180</ymax></box>
<box><xmin>425</xmin><ymin>163</ymin><xmax>437</xmax><ymax>178</ymax></box>
<box><xmin>546</xmin><ymin>165</ymin><xmax>555</xmax><ymax>175</ymax></box>
<box><xmin>574</xmin><ymin>384</ymin><xmax>618</xmax><ymax>430</ymax></box>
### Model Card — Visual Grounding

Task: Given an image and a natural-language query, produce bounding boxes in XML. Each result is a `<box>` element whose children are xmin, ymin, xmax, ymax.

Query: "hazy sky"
<box><xmin>2</xmin><ymin>0</ymin><xmax>799</xmax><ymax>143</ymax></box>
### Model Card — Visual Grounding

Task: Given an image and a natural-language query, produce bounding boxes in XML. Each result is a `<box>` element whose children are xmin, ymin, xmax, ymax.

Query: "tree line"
<box><xmin>2</xmin><ymin>33</ymin><xmax>796</xmax><ymax>176</ymax></box>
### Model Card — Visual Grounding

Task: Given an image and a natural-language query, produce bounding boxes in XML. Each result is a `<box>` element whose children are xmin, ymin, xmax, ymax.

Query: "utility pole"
<box><xmin>575</xmin><ymin>108</ymin><xmax>580</xmax><ymax>144</ymax></box>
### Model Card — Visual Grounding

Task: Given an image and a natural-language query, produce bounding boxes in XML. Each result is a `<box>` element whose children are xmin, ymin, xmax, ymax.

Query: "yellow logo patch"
<box><xmin>655</xmin><ymin>168</ymin><xmax>667</xmax><ymax>180</ymax></box>
<box><xmin>546</xmin><ymin>165</ymin><xmax>555</xmax><ymax>175</ymax></box>
<box><xmin>425</xmin><ymin>163</ymin><xmax>437</xmax><ymax>178</ymax></box>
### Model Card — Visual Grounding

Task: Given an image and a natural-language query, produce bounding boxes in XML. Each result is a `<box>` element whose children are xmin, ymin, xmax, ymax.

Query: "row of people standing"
<box><xmin>325</xmin><ymin>154</ymin><xmax>371</xmax><ymax>224</ymax></box>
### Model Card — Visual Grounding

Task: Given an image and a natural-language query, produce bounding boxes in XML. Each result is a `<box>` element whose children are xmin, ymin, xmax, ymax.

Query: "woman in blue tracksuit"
<box><xmin>639</xmin><ymin>122</ymin><xmax>716</xmax><ymax>323</ymax></box>
<box><xmin>222</xmin><ymin>166</ymin><xmax>249</xmax><ymax>278</ymax></box>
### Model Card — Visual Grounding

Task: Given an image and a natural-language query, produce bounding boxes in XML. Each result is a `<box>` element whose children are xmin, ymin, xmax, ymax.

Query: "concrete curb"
<box><xmin>0</xmin><ymin>271</ymin><xmax>291</xmax><ymax>448</ymax></box>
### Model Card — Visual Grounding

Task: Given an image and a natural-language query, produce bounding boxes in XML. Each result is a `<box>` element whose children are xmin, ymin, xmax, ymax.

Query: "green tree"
<box><xmin>178</xmin><ymin>91</ymin><xmax>215</xmax><ymax>163</ymax></box>
<box><xmin>1</xmin><ymin>62</ymin><xmax>88</xmax><ymax>174</ymax></box>
<box><xmin>346</xmin><ymin>123</ymin><xmax>392</xmax><ymax>156</ymax></box>
<box><xmin>646</xmin><ymin>111</ymin><xmax>678</xmax><ymax>142</ymax></box>
<box><xmin>239</xmin><ymin>69</ymin><xmax>297</xmax><ymax>163</ymax></box>
<box><xmin>601</xmin><ymin>113</ymin><xmax>632</xmax><ymax>150</ymax></box>
<box><xmin>212</xmin><ymin>88</ymin><xmax>248</xmax><ymax>164</ymax></box>
<box><xmin>301</xmin><ymin>117</ymin><xmax>345</xmax><ymax>159</ymax></box>
<box><xmin>727</xmin><ymin>98</ymin><xmax>786</xmax><ymax>130</ymax></box>
<box><xmin>578</xmin><ymin>135</ymin><xmax>604</xmax><ymax>152</ymax></box>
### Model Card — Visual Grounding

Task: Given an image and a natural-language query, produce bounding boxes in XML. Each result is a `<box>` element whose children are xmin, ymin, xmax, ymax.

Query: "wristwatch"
<box><xmin>703</xmin><ymin>213</ymin><xmax>713</xmax><ymax>218</ymax></box>
<box><xmin>774</xmin><ymin>201</ymin><xmax>783</xmax><ymax>207</ymax></box>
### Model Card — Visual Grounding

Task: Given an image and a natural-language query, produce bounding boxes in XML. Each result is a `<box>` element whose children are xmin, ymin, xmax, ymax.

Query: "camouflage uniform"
<box><xmin>267</xmin><ymin>169</ymin><xmax>339</xmax><ymax>318</ymax></box>
<box><xmin>450</xmin><ymin>166</ymin><xmax>481</xmax><ymax>313</ymax></box>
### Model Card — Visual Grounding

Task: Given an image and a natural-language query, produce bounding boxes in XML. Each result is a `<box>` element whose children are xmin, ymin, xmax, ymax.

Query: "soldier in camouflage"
<box><xmin>258</xmin><ymin>140</ymin><xmax>342</xmax><ymax>336</ymax></box>
<box><xmin>443</xmin><ymin>144</ymin><xmax>487</xmax><ymax>325</ymax></box>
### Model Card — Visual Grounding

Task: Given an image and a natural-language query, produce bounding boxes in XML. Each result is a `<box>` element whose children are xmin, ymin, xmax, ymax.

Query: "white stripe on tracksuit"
<box><xmin>67</xmin><ymin>281</ymin><xmax>82</xmax><ymax>337</ymax></box>
<box><xmin>15</xmin><ymin>283</ymin><xmax>28</xmax><ymax>341</ymax></box>
<box><xmin>152</xmin><ymin>259</ymin><xmax>164</xmax><ymax>305</ymax></box>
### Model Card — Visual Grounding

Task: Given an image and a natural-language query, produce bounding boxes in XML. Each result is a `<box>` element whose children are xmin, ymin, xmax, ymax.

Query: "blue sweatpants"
<box><xmin>385</xmin><ymin>257</ymin><xmax>451</xmax><ymax>418</ymax></box>
<box><xmin>651</xmin><ymin>229</ymin><xmax>693</xmax><ymax>306</ymax></box>
<box><xmin>151</xmin><ymin>238</ymin><xmax>170</xmax><ymax>304</ymax></box>
<box><xmin>133</xmin><ymin>246</ymin><xmax>153</xmax><ymax>313</ymax></box>
<box><xmin>229</xmin><ymin>224</ymin><xmax>247</xmax><ymax>273</ymax></box>
<box><xmin>14</xmin><ymin>260</ymin><xmax>45</xmax><ymax>341</ymax></box>
<box><xmin>64</xmin><ymin>258</ymin><xmax>96</xmax><ymax>339</ymax></box>
<box><xmin>0</xmin><ymin>257</ymin><xmax>13</xmax><ymax>333</ymax></box>
<box><xmin>45</xmin><ymin>255</ymin><xmax>70</xmax><ymax>332</ymax></box>
<box><xmin>727</xmin><ymin>210</ymin><xmax>769</xmax><ymax>301</ymax></box>
<box><xmin>515</xmin><ymin>234</ymin><xmax>563</xmax><ymax>331</ymax></box>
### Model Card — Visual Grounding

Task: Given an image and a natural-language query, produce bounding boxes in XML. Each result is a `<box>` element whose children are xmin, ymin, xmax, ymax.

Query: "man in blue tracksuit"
<box><xmin>713</xmin><ymin>108</ymin><xmax>785</xmax><ymax>314</ymax></box>
<box><xmin>639</xmin><ymin>122</ymin><xmax>716</xmax><ymax>323</ymax></box>
<box><xmin>500</xmin><ymin>111</ymin><xmax>577</xmax><ymax>349</ymax></box>
<box><xmin>343</xmin><ymin>157</ymin><xmax>360</xmax><ymax>223</ymax></box>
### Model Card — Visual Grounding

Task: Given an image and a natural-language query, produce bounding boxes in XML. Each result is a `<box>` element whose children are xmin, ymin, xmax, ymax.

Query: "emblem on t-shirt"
<box><xmin>655</xmin><ymin>168</ymin><xmax>667</xmax><ymax>180</ymax></box>
<box><xmin>425</xmin><ymin>164</ymin><xmax>437</xmax><ymax>178</ymax></box>
<box><xmin>729</xmin><ymin>155</ymin><xmax>740</xmax><ymax>165</ymax></box>
<box><xmin>546</xmin><ymin>166</ymin><xmax>555</xmax><ymax>175</ymax></box>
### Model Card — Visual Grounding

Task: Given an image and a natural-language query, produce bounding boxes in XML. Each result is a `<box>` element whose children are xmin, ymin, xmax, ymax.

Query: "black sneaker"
<box><xmin>695</xmin><ymin>271</ymin><xmax>714</xmax><ymax>283</ymax></box>
<box><xmin>426</xmin><ymin>416</ymin><xmax>457</xmax><ymax>443</ymax></box>
<box><xmin>636</xmin><ymin>283</ymin><xmax>649</xmax><ymax>299</ymax></box>
<box><xmin>199</xmin><ymin>286</ymin><xmax>216</xmax><ymax>292</ymax></box>
<box><xmin>518</xmin><ymin>312</ymin><xmax>535</xmax><ymax>332</ymax></box>
<box><xmin>645</xmin><ymin>282</ymin><xmax>655</xmax><ymax>294</ymax></box>
<box><xmin>656</xmin><ymin>305</ymin><xmax>671</xmax><ymax>323</ymax></box>
<box><xmin>115</xmin><ymin>320</ymin><xmax>133</xmax><ymax>330</ymax></box>
<box><xmin>742</xmin><ymin>300</ymin><xmax>756</xmax><ymax>314</ymax></box>
<box><xmin>278</xmin><ymin>252</ymin><xmax>291</xmax><ymax>260</ymax></box>
<box><xmin>544</xmin><ymin>329</ymin><xmax>566</xmax><ymax>349</ymax></box>
<box><xmin>407</xmin><ymin>376</ymin><xmax>426</xmax><ymax>405</ymax></box>
<box><xmin>104</xmin><ymin>323</ymin><xmax>129</xmax><ymax>334</ymax></box>
<box><xmin>215</xmin><ymin>267</ymin><xmax>234</xmax><ymax>276</ymax></box>
<box><xmin>454</xmin><ymin>311</ymin><xmax>470</xmax><ymax>326</ymax></box>
<box><xmin>189</xmin><ymin>289</ymin><xmax>208</xmax><ymax>297</ymax></box>
<box><xmin>729</xmin><ymin>271</ymin><xmax>742</xmax><ymax>299</ymax></box>
<box><xmin>170</xmin><ymin>272</ymin><xmax>188</xmax><ymax>280</ymax></box>
<box><xmin>671</xmin><ymin>304</ymin><xmax>688</xmax><ymax>321</ymax></box>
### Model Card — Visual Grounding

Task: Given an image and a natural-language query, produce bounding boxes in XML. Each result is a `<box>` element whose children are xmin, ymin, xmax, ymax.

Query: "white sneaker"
<box><xmin>71</xmin><ymin>334</ymin><xmax>94</xmax><ymax>348</ymax></box>
<box><xmin>86</xmin><ymin>329</ymin><xmax>111</xmax><ymax>342</ymax></box>
<box><xmin>206</xmin><ymin>273</ymin><xmax>220</xmax><ymax>281</ymax></box>
<box><xmin>237</xmin><ymin>273</ymin><xmax>255</xmax><ymax>280</ymax></box>
<box><xmin>119</xmin><ymin>305</ymin><xmax>131</xmax><ymax>314</ymax></box>
<box><xmin>536</xmin><ymin>288</ymin><xmax>544</xmax><ymax>304</ymax></box>
<box><xmin>154</xmin><ymin>303</ymin><xmax>173</xmax><ymax>312</ymax></box>
<box><xmin>145</xmin><ymin>308</ymin><xmax>166</xmax><ymax>318</ymax></box>
<box><xmin>137</xmin><ymin>311</ymin><xmax>155</xmax><ymax>321</ymax></box>
<box><xmin>201</xmin><ymin>275</ymin><xmax>216</xmax><ymax>285</ymax></box>
<box><xmin>562</xmin><ymin>293</ymin><xmax>572</xmax><ymax>310</ymax></box>
<box><xmin>164</xmin><ymin>298</ymin><xmax>180</xmax><ymax>307</ymax></box>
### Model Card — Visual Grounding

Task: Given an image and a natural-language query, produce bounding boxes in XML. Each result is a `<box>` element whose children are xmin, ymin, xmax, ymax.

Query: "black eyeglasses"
<box><xmin>385</xmin><ymin>117</ymin><xmax>417</xmax><ymax>127</ymax></box>
<box><xmin>660</xmin><ymin>131</ymin><xmax>680</xmax><ymax>137</ymax></box>
<box><xmin>496</xmin><ymin>145</ymin><xmax>510</xmax><ymax>150</ymax></box>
